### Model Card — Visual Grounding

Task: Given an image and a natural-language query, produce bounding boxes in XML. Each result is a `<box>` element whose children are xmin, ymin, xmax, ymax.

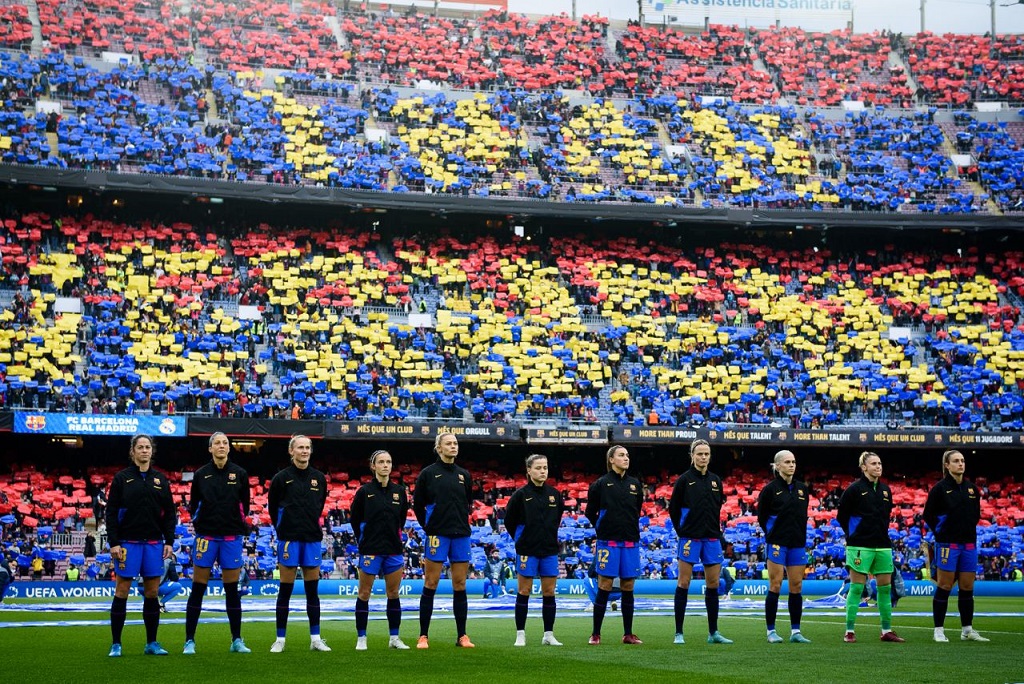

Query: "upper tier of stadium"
<box><xmin>0</xmin><ymin>3</ymin><xmax>1021</xmax><ymax>214</ymax></box>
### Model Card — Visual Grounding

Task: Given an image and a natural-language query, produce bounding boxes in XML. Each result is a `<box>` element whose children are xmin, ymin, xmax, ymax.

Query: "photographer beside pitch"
<box><xmin>106</xmin><ymin>434</ymin><xmax>175</xmax><ymax>657</ymax></box>
<box><xmin>183</xmin><ymin>431</ymin><xmax>252</xmax><ymax>655</ymax></box>
<box><xmin>504</xmin><ymin>453</ymin><xmax>565</xmax><ymax>647</ymax></box>
<box><xmin>923</xmin><ymin>449</ymin><xmax>989</xmax><ymax>643</ymax></box>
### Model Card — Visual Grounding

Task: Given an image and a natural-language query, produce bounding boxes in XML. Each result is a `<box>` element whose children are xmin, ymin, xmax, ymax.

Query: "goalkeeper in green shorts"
<box><xmin>836</xmin><ymin>451</ymin><xmax>905</xmax><ymax>643</ymax></box>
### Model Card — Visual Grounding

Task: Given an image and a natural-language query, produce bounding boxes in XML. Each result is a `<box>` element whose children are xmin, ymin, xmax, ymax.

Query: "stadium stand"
<box><xmin>0</xmin><ymin>0</ymin><xmax>31</xmax><ymax>50</ymax></box>
<box><xmin>1</xmin><ymin>210</ymin><xmax>1022</xmax><ymax>430</ymax></box>
<box><xmin>343</xmin><ymin>10</ymin><xmax>610</xmax><ymax>91</ymax></box>
<box><xmin>944</xmin><ymin>113</ymin><xmax>1024</xmax><ymax>212</ymax></box>
<box><xmin>612</xmin><ymin>23</ymin><xmax>776</xmax><ymax>103</ymax></box>
<box><xmin>194</xmin><ymin>0</ymin><xmax>341</xmax><ymax>74</ymax></box>
<box><xmin>0</xmin><ymin>10</ymin><xmax>1021</xmax><ymax>214</ymax></box>
<box><xmin>377</xmin><ymin>91</ymin><xmax>527</xmax><ymax>195</ymax></box>
<box><xmin>908</xmin><ymin>32</ymin><xmax>1024</xmax><ymax>107</ymax></box>
<box><xmin>755</xmin><ymin>27</ymin><xmax>912</xmax><ymax>108</ymax></box>
<box><xmin>36</xmin><ymin>0</ymin><xmax>193</xmax><ymax>60</ymax></box>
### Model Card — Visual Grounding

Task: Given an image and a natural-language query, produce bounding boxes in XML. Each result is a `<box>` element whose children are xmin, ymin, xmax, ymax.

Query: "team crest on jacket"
<box><xmin>311</xmin><ymin>480</ymin><xmax>319</xmax><ymax>488</ymax></box>
<box><xmin>393</xmin><ymin>493</ymin><xmax>400</xmax><ymax>501</ymax></box>
<box><xmin>154</xmin><ymin>478</ymin><xmax>161</xmax><ymax>485</ymax></box>
<box><xmin>228</xmin><ymin>473</ymin><xmax>236</xmax><ymax>481</ymax></box>
<box><xmin>549</xmin><ymin>495</ymin><xmax>555</xmax><ymax>503</ymax></box>
<box><xmin>711</xmin><ymin>480</ymin><xmax>719</xmax><ymax>490</ymax></box>
<box><xmin>629</xmin><ymin>484</ymin><xmax>636</xmax><ymax>492</ymax></box>
<box><xmin>458</xmin><ymin>474</ymin><xmax>465</xmax><ymax>483</ymax></box>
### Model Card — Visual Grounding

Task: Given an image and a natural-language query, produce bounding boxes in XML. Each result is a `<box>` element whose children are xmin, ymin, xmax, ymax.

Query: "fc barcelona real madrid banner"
<box><xmin>14</xmin><ymin>412</ymin><xmax>188</xmax><ymax>437</ymax></box>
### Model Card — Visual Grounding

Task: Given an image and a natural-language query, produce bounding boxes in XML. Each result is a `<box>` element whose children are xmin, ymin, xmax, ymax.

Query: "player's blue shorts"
<box><xmin>193</xmin><ymin>536</ymin><xmax>244</xmax><ymax>570</ymax></box>
<box><xmin>765</xmin><ymin>544</ymin><xmax>808</xmax><ymax>567</ymax></box>
<box><xmin>358</xmin><ymin>554</ymin><xmax>405</xmax><ymax>576</ymax></box>
<box><xmin>516</xmin><ymin>554</ymin><xmax>559</xmax><ymax>578</ymax></box>
<box><xmin>277</xmin><ymin>540</ymin><xmax>322</xmax><ymax>568</ymax></box>
<box><xmin>115</xmin><ymin>541</ymin><xmax>164</xmax><ymax>579</ymax></box>
<box><xmin>934</xmin><ymin>542</ymin><xmax>978</xmax><ymax>573</ymax></box>
<box><xmin>594</xmin><ymin>540</ymin><xmax>640</xmax><ymax>579</ymax></box>
<box><xmin>677</xmin><ymin>538</ymin><xmax>724</xmax><ymax>566</ymax></box>
<box><xmin>423</xmin><ymin>535</ymin><xmax>471</xmax><ymax>564</ymax></box>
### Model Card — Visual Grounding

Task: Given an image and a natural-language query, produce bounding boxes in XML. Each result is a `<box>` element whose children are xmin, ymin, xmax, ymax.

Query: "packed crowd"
<box><xmin>14</xmin><ymin>1</ymin><xmax>1023</xmax><ymax>107</ymax></box>
<box><xmin>0</xmin><ymin>10</ymin><xmax>1022</xmax><ymax>212</ymax></box>
<box><xmin>1</xmin><ymin>211</ymin><xmax>1022</xmax><ymax>429</ymax></box>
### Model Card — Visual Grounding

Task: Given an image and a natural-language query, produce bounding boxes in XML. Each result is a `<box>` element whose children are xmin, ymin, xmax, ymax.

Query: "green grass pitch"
<box><xmin>1</xmin><ymin>597</ymin><xmax>1021</xmax><ymax>683</ymax></box>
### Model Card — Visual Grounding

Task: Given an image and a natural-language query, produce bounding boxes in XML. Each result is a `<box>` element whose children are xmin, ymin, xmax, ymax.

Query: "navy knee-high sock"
<box><xmin>419</xmin><ymin>586</ymin><xmax>436</xmax><ymax>636</ymax></box>
<box><xmin>514</xmin><ymin>593</ymin><xmax>529</xmax><ymax>631</ymax></box>
<box><xmin>453</xmin><ymin>589</ymin><xmax>468</xmax><ymax>638</ymax></box>
<box><xmin>706</xmin><ymin>587</ymin><xmax>720</xmax><ymax>634</ymax></box>
<box><xmin>143</xmin><ymin>596</ymin><xmax>160</xmax><ymax>643</ymax></box>
<box><xmin>958</xmin><ymin>589</ymin><xmax>975</xmax><ymax>629</ymax></box>
<box><xmin>355</xmin><ymin>597</ymin><xmax>370</xmax><ymax>636</ymax></box>
<box><xmin>674</xmin><ymin>586</ymin><xmax>688</xmax><ymax>633</ymax></box>
<box><xmin>621</xmin><ymin>590</ymin><xmax>635</xmax><ymax>636</ymax></box>
<box><xmin>110</xmin><ymin>596</ymin><xmax>128</xmax><ymax>645</ymax></box>
<box><xmin>788</xmin><ymin>591</ymin><xmax>803</xmax><ymax>631</ymax></box>
<box><xmin>542</xmin><ymin>595</ymin><xmax>556</xmax><ymax>632</ymax></box>
<box><xmin>304</xmin><ymin>579</ymin><xmax>321</xmax><ymax>636</ymax></box>
<box><xmin>185</xmin><ymin>581</ymin><xmax>207</xmax><ymax>641</ymax></box>
<box><xmin>224</xmin><ymin>582</ymin><xmax>242</xmax><ymax>640</ymax></box>
<box><xmin>933</xmin><ymin>587</ymin><xmax>951</xmax><ymax>628</ymax></box>
<box><xmin>765</xmin><ymin>590</ymin><xmax>780</xmax><ymax>631</ymax></box>
<box><xmin>592</xmin><ymin>588</ymin><xmax>610</xmax><ymax>636</ymax></box>
<box><xmin>386</xmin><ymin>598</ymin><xmax>402</xmax><ymax>636</ymax></box>
<box><xmin>275</xmin><ymin>582</ymin><xmax>294</xmax><ymax>638</ymax></box>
